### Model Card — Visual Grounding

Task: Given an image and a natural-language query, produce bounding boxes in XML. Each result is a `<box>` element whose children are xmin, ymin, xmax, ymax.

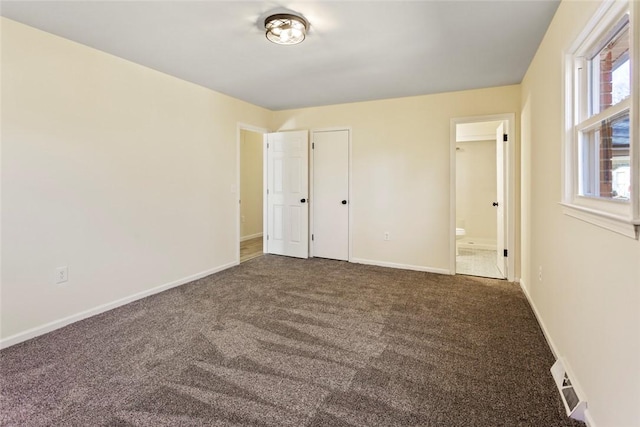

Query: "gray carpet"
<box><xmin>0</xmin><ymin>255</ymin><xmax>583</xmax><ymax>426</ymax></box>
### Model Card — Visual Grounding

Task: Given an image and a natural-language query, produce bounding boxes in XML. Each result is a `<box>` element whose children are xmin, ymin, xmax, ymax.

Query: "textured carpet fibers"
<box><xmin>0</xmin><ymin>255</ymin><xmax>583</xmax><ymax>426</ymax></box>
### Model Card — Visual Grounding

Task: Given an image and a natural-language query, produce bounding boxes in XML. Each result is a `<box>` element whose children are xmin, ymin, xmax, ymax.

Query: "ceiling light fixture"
<box><xmin>264</xmin><ymin>13</ymin><xmax>308</xmax><ymax>45</ymax></box>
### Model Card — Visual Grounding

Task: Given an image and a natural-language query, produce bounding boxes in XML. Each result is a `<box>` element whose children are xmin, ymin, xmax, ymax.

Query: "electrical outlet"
<box><xmin>538</xmin><ymin>266</ymin><xmax>543</xmax><ymax>282</ymax></box>
<box><xmin>384</xmin><ymin>232</ymin><xmax>390</xmax><ymax>241</ymax></box>
<box><xmin>241</xmin><ymin>215</ymin><xmax>246</xmax><ymax>223</ymax></box>
<box><xmin>56</xmin><ymin>266</ymin><xmax>68</xmax><ymax>284</ymax></box>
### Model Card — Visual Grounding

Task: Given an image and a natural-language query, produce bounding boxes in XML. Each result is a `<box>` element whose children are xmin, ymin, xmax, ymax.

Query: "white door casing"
<box><xmin>496</xmin><ymin>122</ymin><xmax>507</xmax><ymax>278</ymax></box>
<box><xmin>312</xmin><ymin>130</ymin><xmax>349</xmax><ymax>261</ymax></box>
<box><xmin>266</xmin><ymin>130</ymin><xmax>309</xmax><ymax>259</ymax></box>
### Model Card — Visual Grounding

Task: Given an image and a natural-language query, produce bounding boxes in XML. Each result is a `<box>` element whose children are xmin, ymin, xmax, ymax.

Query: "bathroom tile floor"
<box><xmin>456</xmin><ymin>247</ymin><xmax>505</xmax><ymax>279</ymax></box>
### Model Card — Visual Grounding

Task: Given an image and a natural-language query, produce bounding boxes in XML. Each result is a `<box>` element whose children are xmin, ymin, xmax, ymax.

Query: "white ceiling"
<box><xmin>1</xmin><ymin>1</ymin><xmax>560</xmax><ymax>111</ymax></box>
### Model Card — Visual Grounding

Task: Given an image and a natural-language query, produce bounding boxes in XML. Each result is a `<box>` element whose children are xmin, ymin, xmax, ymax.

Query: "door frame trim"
<box><xmin>310</xmin><ymin>127</ymin><xmax>353</xmax><ymax>261</ymax></box>
<box><xmin>236</xmin><ymin>123</ymin><xmax>269</xmax><ymax>264</ymax></box>
<box><xmin>449</xmin><ymin>113</ymin><xmax>516</xmax><ymax>281</ymax></box>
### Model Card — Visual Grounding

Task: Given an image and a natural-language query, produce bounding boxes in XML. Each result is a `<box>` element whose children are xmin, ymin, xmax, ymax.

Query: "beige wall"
<box><xmin>456</xmin><ymin>139</ymin><xmax>497</xmax><ymax>245</ymax></box>
<box><xmin>240</xmin><ymin>130</ymin><xmax>263</xmax><ymax>239</ymax></box>
<box><xmin>520</xmin><ymin>1</ymin><xmax>640</xmax><ymax>426</ymax></box>
<box><xmin>272</xmin><ymin>85</ymin><xmax>520</xmax><ymax>273</ymax></box>
<box><xmin>0</xmin><ymin>19</ymin><xmax>271</xmax><ymax>342</ymax></box>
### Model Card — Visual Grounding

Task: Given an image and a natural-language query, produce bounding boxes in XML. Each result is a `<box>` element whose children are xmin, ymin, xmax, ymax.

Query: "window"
<box><xmin>563</xmin><ymin>0</ymin><xmax>639</xmax><ymax>238</ymax></box>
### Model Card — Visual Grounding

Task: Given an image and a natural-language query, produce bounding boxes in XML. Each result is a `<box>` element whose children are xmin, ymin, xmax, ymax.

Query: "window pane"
<box><xmin>579</xmin><ymin>111</ymin><xmax>630</xmax><ymax>200</ymax></box>
<box><xmin>589</xmin><ymin>22</ymin><xmax>630</xmax><ymax>115</ymax></box>
<box><xmin>612</xmin><ymin>58</ymin><xmax>630</xmax><ymax>104</ymax></box>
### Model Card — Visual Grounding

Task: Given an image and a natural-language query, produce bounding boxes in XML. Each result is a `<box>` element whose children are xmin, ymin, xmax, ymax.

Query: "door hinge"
<box><xmin>267</xmin><ymin>235</ymin><xmax>269</xmax><ymax>241</ymax></box>
<box><xmin>267</xmin><ymin>189</ymin><xmax>269</xmax><ymax>195</ymax></box>
<box><xmin>267</xmin><ymin>142</ymin><xmax>269</xmax><ymax>149</ymax></box>
<box><xmin>503</xmin><ymin>134</ymin><xmax>508</xmax><ymax>142</ymax></box>
<box><xmin>312</xmin><ymin>142</ymin><xmax>315</xmax><ymax>149</ymax></box>
<box><xmin>503</xmin><ymin>249</ymin><xmax>508</xmax><ymax>257</ymax></box>
<box><xmin>312</xmin><ymin>234</ymin><xmax>314</xmax><ymax>241</ymax></box>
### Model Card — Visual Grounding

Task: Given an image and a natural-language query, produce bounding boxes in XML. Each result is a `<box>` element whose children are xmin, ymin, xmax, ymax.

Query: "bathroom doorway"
<box><xmin>450</xmin><ymin>114</ymin><xmax>515</xmax><ymax>280</ymax></box>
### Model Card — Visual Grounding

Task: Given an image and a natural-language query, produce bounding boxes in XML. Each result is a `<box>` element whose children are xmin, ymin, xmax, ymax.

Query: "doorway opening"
<box><xmin>450</xmin><ymin>114</ymin><xmax>515</xmax><ymax>280</ymax></box>
<box><xmin>238</xmin><ymin>125</ymin><xmax>267</xmax><ymax>263</ymax></box>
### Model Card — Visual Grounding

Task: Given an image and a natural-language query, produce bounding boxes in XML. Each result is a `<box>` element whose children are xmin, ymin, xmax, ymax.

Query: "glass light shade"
<box><xmin>265</xmin><ymin>13</ymin><xmax>308</xmax><ymax>45</ymax></box>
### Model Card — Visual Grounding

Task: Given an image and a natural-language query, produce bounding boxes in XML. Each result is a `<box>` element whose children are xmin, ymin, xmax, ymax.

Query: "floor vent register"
<box><xmin>551</xmin><ymin>359</ymin><xmax>587</xmax><ymax>422</ymax></box>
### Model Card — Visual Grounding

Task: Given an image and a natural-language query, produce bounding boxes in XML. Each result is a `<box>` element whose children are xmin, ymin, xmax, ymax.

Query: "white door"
<box><xmin>312</xmin><ymin>130</ymin><xmax>349</xmax><ymax>261</ymax></box>
<box><xmin>266</xmin><ymin>130</ymin><xmax>309</xmax><ymax>259</ymax></box>
<box><xmin>496</xmin><ymin>123</ymin><xmax>507</xmax><ymax>277</ymax></box>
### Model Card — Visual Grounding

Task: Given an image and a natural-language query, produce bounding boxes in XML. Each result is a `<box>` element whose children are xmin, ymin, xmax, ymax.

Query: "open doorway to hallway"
<box><xmin>239</xmin><ymin>128</ymin><xmax>265</xmax><ymax>263</ymax></box>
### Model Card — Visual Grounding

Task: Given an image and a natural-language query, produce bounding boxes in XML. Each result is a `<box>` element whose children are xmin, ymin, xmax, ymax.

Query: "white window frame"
<box><xmin>562</xmin><ymin>0</ymin><xmax>640</xmax><ymax>239</ymax></box>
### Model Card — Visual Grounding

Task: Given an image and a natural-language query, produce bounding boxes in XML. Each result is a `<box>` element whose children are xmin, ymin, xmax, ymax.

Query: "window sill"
<box><xmin>560</xmin><ymin>202</ymin><xmax>639</xmax><ymax>239</ymax></box>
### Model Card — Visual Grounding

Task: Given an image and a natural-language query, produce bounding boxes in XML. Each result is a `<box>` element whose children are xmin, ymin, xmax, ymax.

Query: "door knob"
<box><xmin>492</xmin><ymin>202</ymin><xmax>499</xmax><ymax>207</ymax></box>
<box><xmin>300</xmin><ymin>198</ymin><xmax>306</xmax><ymax>203</ymax></box>
<box><xmin>341</xmin><ymin>200</ymin><xmax>347</xmax><ymax>205</ymax></box>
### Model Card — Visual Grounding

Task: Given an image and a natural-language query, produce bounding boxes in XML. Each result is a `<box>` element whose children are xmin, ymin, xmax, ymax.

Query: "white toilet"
<box><xmin>455</xmin><ymin>228</ymin><xmax>466</xmax><ymax>256</ymax></box>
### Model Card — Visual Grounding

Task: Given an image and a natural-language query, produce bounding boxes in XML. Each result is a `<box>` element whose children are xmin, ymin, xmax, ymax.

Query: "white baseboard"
<box><xmin>240</xmin><ymin>232</ymin><xmax>263</xmax><ymax>242</ymax></box>
<box><xmin>351</xmin><ymin>257</ymin><xmax>450</xmax><ymax>275</ymax></box>
<box><xmin>458</xmin><ymin>242</ymin><xmax>497</xmax><ymax>251</ymax></box>
<box><xmin>584</xmin><ymin>408</ymin><xmax>597</xmax><ymax>427</ymax></box>
<box><xmin>519</xmin><ymin>279</ymin><xmax>560</xmax><ymax>358</ymax></box>
<box><xmin>0</xmin><ymin>261</ymin><xmax>237</xmax><ymax>349</ymax></box>
<box><xmin>519</xmin><ymin>279</ymin><xmax>594</xmax><ymax>427</ymax></box>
